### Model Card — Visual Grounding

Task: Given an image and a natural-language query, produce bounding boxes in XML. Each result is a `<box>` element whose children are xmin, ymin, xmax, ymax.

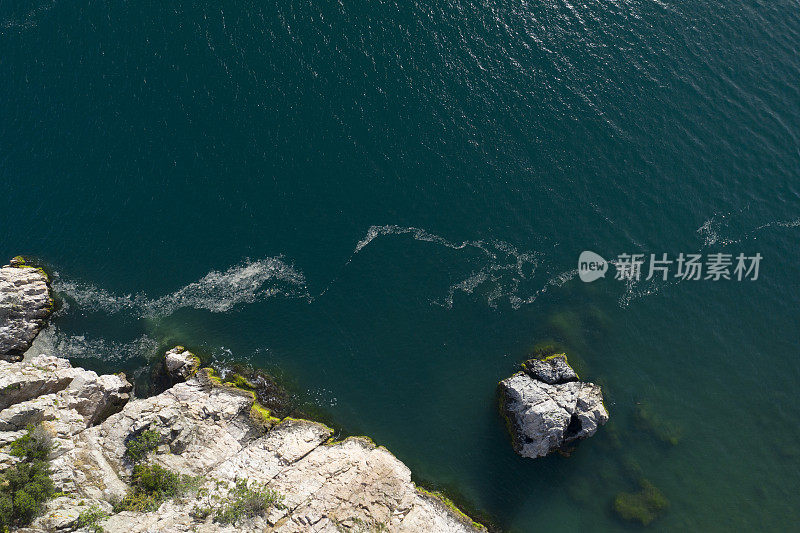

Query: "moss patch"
<box><xmin>8</xmin><ymin>256</ymin><xmax>51</xmax><ymax>283</ymax></box>
<box><xmin>250</xmin><ymin>403</ymin><xmax>281</xmax><ymax>426</ymax></box>
<box><xmin>416</xmin><ymin>487</ymin><xmax>488</xmax><ymax>531</ymax></box>
<box><xmin>225</xmin><ymin>373</ymin><xmax>255</xmax><ymax>390</ymax></box>
<box><xmin>202</xmin><ymin>369</ymin><xmax>281</xmax><ymax>428</ymax></box>
<box><xmin>324</xmin><ymin>435</ymin><xmax>376</xmax><ymax>447</ymax></box>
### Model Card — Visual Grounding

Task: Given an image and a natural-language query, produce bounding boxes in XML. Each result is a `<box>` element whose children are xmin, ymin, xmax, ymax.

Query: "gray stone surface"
<box><xmin>0</xmin><ymin>261</ymin><xmax>53</xmax><ymax>362</ymax></box>
<box><xmin>499</xmin><ymin>357</ymin><xmax>609</xmax><ymax>458</ymax></box>
<box><xmin>2</xmin><ymin>356</ymin><xmax>485</xmax><ymax>532</ymax></box>
<box><xmin>164</xmin><ymin>346</ymin><xmax>201</xmax><ymax>382</ymax></box>
<box><xmin>521</xmin><ymin>354</ymin><xmax>578</xmax><ymax>384</ymax></box>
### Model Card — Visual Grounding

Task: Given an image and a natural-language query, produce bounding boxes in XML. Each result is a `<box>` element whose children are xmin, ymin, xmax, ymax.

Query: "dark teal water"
<box><xmin>2</xmin><ymin>0</ymin><xmax>800</xmax><ymax>530</ymax></box>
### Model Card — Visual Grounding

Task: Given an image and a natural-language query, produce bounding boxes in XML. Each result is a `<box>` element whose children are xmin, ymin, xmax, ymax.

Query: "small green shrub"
<box><xmin>124</xmin><ymin>430</ymin><xmax>161</xmax><ymax>464</ymax></box>
<box><xmin>0</xmin><ymin>426</ymin><xmax>55</xmax><ymax>530</ymax></box>
<box><xmin>75</xmin><ymin>504</ymin><xmax>109</xmax><ymax>533</ymax></box>
<box><xmin>113</xmin><ymin>464</ymin><xmax>200</xmax><ymax>513</ymax></box>
<box><xmin>613</xmin><ymin>479</ymin><xmax>669</xmax><ymax>526</ymax></box>
<box><xmin>213</xmin><ymin>479</ymin><xmax>283</xmax><ymax>525</ymax></box>
<box><xmin>8</xmin><ymin>425</ymin><xmax>51</xmax><ymax>461</ymax></box>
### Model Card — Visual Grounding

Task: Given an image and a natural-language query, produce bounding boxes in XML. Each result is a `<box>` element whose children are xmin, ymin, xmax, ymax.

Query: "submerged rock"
<box><xmin>0</xmin><ymin>258</ymin><xmax>53</xmax><ymax>362</ymax></box>
<box><xmin>499</xmin><ymin>353</ymin><xmax>608</xmax><ymax>458</ymax></box>
<box><xmin>613</xmin><ymin>479</ymin><xmax>669</xmax><ymax>525</ymax></box>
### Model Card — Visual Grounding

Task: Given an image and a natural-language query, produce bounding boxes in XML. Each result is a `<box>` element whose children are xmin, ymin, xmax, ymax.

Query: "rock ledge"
<box><xmin>0</xmin><ymin>259</ymin><xmax>53</xmax><ymax>362</ymax></box>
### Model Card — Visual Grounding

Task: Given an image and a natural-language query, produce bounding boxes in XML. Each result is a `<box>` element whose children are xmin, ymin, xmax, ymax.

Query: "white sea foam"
<box><xmin>754</xmin><ymin>218</ymin><xmax>800</xmax><ymax>230</ymax></box>
<box><xmin>354</xmin><ymin>225</ymin><xmax>494</xmax><ymax>255</ymax></box>
<box><xmin>509</xmin><ymin>268</ymin><xmax>580</xmax><ymax>308</ymax></box>
<box><xmin>621</xmin><ymin>212</ymin><xmax>800</xmax><ymax>307</ymax></box>
<box><xmin>695</xmin><ymin>211</ymin><xmax>800</xmax><ymax>249</ymax></box>
<box><xmin>616</xmin><ymin>275</ymin><xmax>680</xmax><ymax>308</ymax></box>
<box><xmin>25</xmin><ymin>325</ymin><xmax>160</xmax><ymax>363</ymax></box>
<box><xmin>0</xmin><ymin>0</ymin><xmax>57</xmax><ymax>36</ymax></box>
<box><xmin>56</xmin><ymin>219</ymin><xmax>769</xmax><ymax>317</ymax></box>
<box><xmin>145</xmin><ymin>258</ymin><xmax>309</xmax><ymax>315</ymax></box>
<box><xmin>54</xmin><ymin>257</ymin><xmax>310</xmax><ymax>318</ymax></box>
<box><xmin>697</xmin><ymin>217</ymin><xmax>722</xmax><ymax>246</ymax></box>
<box><xmin>351</xmin><ymin>225</ymin><xmax>575</xmax><ymax>309</ymax></box>
<box><xmin>54</xmin><ymin>282</ymin><xmax>141</xmax><ymax>314</ymax></box>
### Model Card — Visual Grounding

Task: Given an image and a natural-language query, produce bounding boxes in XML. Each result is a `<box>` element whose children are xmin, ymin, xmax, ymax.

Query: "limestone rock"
<box><xmin>0</xmin><ymin>260</ymin><xmax>53</xmax><ymax>362</ymax></box>
<box><xmin>65</xmin><ymin>370</ymin><xmax>133</xmax><ymax>426</ymax></box>
<box><xmin>0</xmin><ymin>355</ymin><xmax>74</xmax><ymax>411</ymax></box>
<box><xmin>521</xmin><ymin>354</ymin><xmax>578</xmax><ymax>384</ymax></box>
<box><xmin>499</xmin><ymin>354</ymin><xmax>608</xmax><ymax>458</ymax></box>
<box><xmin>165</xmin><ymin>346</ymin><xmax>201</xmax><ymax>382</ymax></box>
<box><xmin>1</xmin><ymin>346</ymin><xmax>483</xmax><ymax>532</ymax></box>
<box><xmin>30</xmin><ymin>496</ymin><xmax>112</xmax><ymax>532</ymax></box>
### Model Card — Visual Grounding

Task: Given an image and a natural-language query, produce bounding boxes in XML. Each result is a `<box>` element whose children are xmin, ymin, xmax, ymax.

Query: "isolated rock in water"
<box><xmin>164</xmin><ymin>345</ymin><xmax>201</xmax><ymax>382</ymax></box>
<box><xmin>0</xmin><ymin>258</ymin><xmax>53</xmax><ymax>361</ymax></box>
<box><xmin>499</xmin><ymin>353</ymin><xmax>608</xmax><ymax>458</ymax></box>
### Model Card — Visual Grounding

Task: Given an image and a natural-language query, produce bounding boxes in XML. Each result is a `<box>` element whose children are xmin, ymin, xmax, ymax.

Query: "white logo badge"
<box><xmin>578</xmin><ymin>251</ymin><xmax>608</xmax><ymax>282</ymax></box>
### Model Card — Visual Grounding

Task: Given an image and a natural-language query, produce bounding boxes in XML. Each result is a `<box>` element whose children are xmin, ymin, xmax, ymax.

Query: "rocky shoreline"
<box><xmin>1</xmin><ymin>354</ymin><xmax>486</xmax><ymax>532</ymax></box>
<box><xmin>0</xmin><ymin>256</ymin><xmax>613</xmax><ymax>531</ymax></box>
<box><xmin>0</xmin><ymin>259</ymin><xmax>486</xmax><ymax>532</ymax></box>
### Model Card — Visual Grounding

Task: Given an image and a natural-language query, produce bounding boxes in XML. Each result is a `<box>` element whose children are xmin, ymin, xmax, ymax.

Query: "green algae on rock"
<box><xmin>163</xmin><ymin>346</ymin><xmax>201</xmax><ymax>382</ymax></box>
<box><xmin>613</xmin><ymin>479</ymin><xmax>669</xmax><ymax>526</ymax></box>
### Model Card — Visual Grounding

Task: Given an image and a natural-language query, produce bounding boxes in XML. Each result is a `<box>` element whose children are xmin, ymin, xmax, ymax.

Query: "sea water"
<box><xmin>2</xmin><ymin>0</ymin><xmax>799</xmax><ymax>530</ymax></box>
